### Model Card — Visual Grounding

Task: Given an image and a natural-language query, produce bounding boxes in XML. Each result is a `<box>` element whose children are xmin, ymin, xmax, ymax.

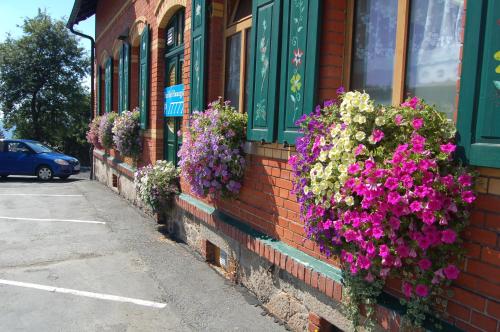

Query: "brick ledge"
<box><xmin>176</xmin><ymin>193</ymin><xmax>463</xmax><ymax>332</ymax></box>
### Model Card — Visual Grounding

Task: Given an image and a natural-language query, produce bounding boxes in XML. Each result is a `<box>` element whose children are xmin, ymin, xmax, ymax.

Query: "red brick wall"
<box><xmin>95</xmin><ymin>0</ymin><xmax>499</xmax><ymax>330</ymax></box>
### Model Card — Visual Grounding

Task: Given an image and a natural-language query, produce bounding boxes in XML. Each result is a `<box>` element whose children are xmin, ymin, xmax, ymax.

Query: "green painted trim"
<box><xmin>179</xmin><ymin>193</ymin><xmax>215</xmax><ymax>214</ymax></box>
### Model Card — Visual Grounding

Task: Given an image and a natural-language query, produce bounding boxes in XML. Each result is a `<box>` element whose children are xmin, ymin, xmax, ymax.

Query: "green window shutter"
<box><xmin>96</xmin><ymin>66</ymin><xmax>101</xmax><ymax>115</ymax></box>
<box><xmin>118</xmin><ymin>46</ymin><xmax>124</xmax><ymax>114</ymax></box>
<box><xmin>278</xmin><ymin>0</ymin><xmax>321</xmax><ymax>145</ymax></box>
<box><xmin>139</xmin><ymin>26</ymin><xmax>150</xmax><ymax>129</ymax></box>
<box><xmin>190</xmin><ymin>0</ymin><xmax>207</xmax><ymax>113</ymax></box>
<box><xmin>457</xmin><ymin>0</ymin><xmax>500</xmax><ymax>168</ymax></box>
<box><xmin>123</xmin><ymin>43</ymin><xmax>130</xmax><ymax>112</ymax></box>
<box><xmin>246</xmin><ymin>0</ymin><xmax>282</xmax><ymax>142</ymax></box>
<box><xmin>105</xmin><ymin>57</ymin><xmax>113</xmax><ymax>113</ymax></box>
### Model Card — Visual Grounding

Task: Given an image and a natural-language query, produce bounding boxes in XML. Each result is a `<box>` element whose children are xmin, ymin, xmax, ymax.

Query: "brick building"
<box><xmin>68</xmin><ymin>0</ymin><xmax>499</xmax><ymax>330</ymax></box>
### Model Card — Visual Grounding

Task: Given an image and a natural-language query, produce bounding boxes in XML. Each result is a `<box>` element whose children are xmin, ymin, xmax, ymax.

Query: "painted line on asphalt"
<box><xmin>0</xmin><ymin>194</ymin><xmax>83</xmax><ymax>197</ymax></box>
<box><xmin>0</xmin><ymin>279</ymin><xmax>167</xmax><ymax>309</ymax></box>
<box><xmin>0</xmin><ymin>216</ymin><xmax>106</xmax><ymax>225</ymax></box>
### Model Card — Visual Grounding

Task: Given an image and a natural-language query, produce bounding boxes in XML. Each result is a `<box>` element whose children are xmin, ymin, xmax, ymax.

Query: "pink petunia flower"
<box><xmin>402</xmin><ymin>282</ymin><xmax>413</xmax><ymax>298</ymax></box>
<box><xmin>461</xmin><ymin>190</ymin><xmax>476</xmax><ymax>203</ymax></box>
<box><xmin>441</xmin><ymin>229</ymin><xmax>457</xmax><ymax>244</ymax></box>
<box><xmin>443</xmin><ymin>264</ymin><xmax>460</xmax><ymax>280</ymax></box>
<box><xmin>371</xmin><ymin>129</ymin><xmax>385</xmax><ymax>143</ymax></box>
<box><xmin>354</xmin><ymin>144</ymin><xmax>366</xmax><ymax>156</ymax></box>
<box><xmin>458</xmin><ymin>174</ymin><xmax>473</xmax><ymax>187</ymax></box>
<box><xmin>412</xmin><ymin>118</ymin><xmax>424</xmax><ymax>130</ymax></box>
<box><xmin>440</xmin><ymin>143</ymin><xmax>456</xmax><ymax>154</ymax></box>
<box><xmin>415</xmin><ymin>284</ymin><xmax>429</xmax><ymax>297</ymax></box>
<box><xmin>418</xmin><ymin>258</ymin><xmax>432</xmax><ymax>270</ymax></box>
<box><xmin>348</xmin><ymin>163</ymin><xmax>361</xmax><ymax>174</ymax></box>
<box><xmin>394</xmin><ymin>114</ymin><xmax>403</xmax><ymax>125</ymax></box>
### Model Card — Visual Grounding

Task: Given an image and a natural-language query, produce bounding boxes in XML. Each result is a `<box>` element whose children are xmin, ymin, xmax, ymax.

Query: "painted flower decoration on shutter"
<box><xmin>292</xmin><ymin>48</ymin><xmax>303</xmax><ymax>67</ymax></box>
<box><xmin>290</xmin><ymin>73</ymin><xmax>302</xmax><ymax>93</ymax></box>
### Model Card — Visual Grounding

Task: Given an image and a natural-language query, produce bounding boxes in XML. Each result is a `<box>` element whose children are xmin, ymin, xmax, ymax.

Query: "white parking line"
<box><xmin>0</xmin><ymin>279</ymin><xmax>167</xmax><ymax>309</ymax></box>
<box><xmin>0</xmin><ymin>216</ymin><xmax>106</xmax><ymax>225</ymax></box>
<box><xmin>0</xmin><ymin>194</ymin><xmax>83</xmax><ymax>197</ymax></box>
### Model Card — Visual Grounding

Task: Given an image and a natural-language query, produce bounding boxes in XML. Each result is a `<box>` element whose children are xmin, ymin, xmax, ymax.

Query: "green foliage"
<box><xmin>0</xmin><ymin>10</ymin><xmax>90</xmax><ymax>163</ymax></box>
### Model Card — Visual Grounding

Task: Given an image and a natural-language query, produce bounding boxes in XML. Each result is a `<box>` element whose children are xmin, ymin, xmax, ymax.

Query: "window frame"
<box><xmin>222</xmin><ymin>0</ymin><xmax>253</xmax><ymax>113</ymax></box>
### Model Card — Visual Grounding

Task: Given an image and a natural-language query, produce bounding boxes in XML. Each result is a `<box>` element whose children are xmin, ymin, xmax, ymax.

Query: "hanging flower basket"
<box><xmin>178</xmin><ymin>99</ymin><xmax>247</xmax><ymax>198</ymax></box>
<box><xmin>289</xmin><ymin>91</ymin><xmax>476</xmax><ymax>329</ymax></box>
<box><xmin>112</xmin><ymin>109</ymin><xmax>142</xmax><ymax>160</ymax></box>
<box><xmin>98</xmin><ymin>112</ymin><xmax>117</xmax><ymax>150</ymax></box>
<box><xmin>86</xmin><ymin>116</ymin><xmax>102</xmax><ymax>150</ymax></box>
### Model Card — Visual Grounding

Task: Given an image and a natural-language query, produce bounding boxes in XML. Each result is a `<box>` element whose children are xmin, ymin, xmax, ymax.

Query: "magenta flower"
<box><xmin>440</xmin><ymin>143</ymin><xmax>456</xmax><ymax>154</ymax></box>
<box><xmin>402</xmin><ymin>282</ymin><xmax>413</xmax><ymax>298</ymax></box>
<box><xmin>415</xmin><ymin>284</ymin><xmax>429</xmax><ymax>297</ymax></box>
<box><xmin>412</xmin><ymin>118</ymin><xmax>424</xmax><ymax>130</ymax></box>
<box><xmin>401</xmin><ymin>96</ymin><xmax>421</xmax><ymax>110</ymax></box>
<box><xmin>409</xmin><ymin>201</ymin><xmax>422</xmax><ymax>212</ymax></box>
<box><xmin>384</xmin><ymin>177</ymin><xmax>399</xmax><ymax>190</ymax></box>
<box><xmin>394</xmin><ymin>114</ymin><xmax>403</xmax><ymax>125</ymax></box>
<box><xmin>371</xmin><ymin>129</ymin><xmax>385</xmax><ymax>143</ymax></box>
<box><xmin>461</xmin><ymin>190</ymin><xmax>476</xmax><ymax>203</ymax></box>
<box><xmin>443</xmin><ymin>264</ymin><xmax>460</xmax><ymax>280</ymax></box>
<box><xmin>348</xmin><ymin>163</ymin><xmax>360</xmax><ymax>174</ymax></box>
<box><xmin>441</xmin><ymin>229</ymin><xmax>457</xmax><ymax>244</ymax></box>
<box><xmin>458</xmin><ymin>174</ymin><xmax>473</xmax><ymax>187</ymax></box>
<box><xmin>418</xmin><ymin>259</ymin><xmax>432</xmax><ymax>270</ymax></box>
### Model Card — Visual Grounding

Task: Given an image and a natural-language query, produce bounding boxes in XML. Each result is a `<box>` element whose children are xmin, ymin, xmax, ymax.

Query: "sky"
<box><xmin>0</xmin><ymin>1</ymin><xmax>95</xmax><ymax>137</ymax></box>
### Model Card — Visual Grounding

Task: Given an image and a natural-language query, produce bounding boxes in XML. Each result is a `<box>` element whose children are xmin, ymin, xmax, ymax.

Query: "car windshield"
<box><xmin>25</xmin><ymin>142</ymin><xmax>54</xmax><ymax>153</ymax></box>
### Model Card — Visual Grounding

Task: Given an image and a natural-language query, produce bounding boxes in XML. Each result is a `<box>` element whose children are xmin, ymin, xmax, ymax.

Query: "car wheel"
<box><xmin>59</xmin><ymin>175</ymin><xmax>70</xmax><ymax>180</ymax></box>
<box><xmin>37</xmin><ymin>166</ymin><xmax>53</xmax><ymax>181</ymax></box>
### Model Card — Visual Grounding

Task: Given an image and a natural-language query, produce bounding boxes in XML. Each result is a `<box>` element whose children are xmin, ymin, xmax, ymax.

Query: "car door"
<box><xmin>0</xmin><ymin>141</ymin><xmax>7</xmax><ymax>174</ymax></box>
<box><xmin>4</xmin><ymin>142</ymin><xmax>35</xmax><ymax>175</ymax></box>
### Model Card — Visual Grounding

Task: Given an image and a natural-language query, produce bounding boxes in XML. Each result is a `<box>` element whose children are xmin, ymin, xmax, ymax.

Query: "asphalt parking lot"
<box><xmin>0</xmin><ymin>173</ymin><xmax>284</xmax><ymax>331</ymax></box>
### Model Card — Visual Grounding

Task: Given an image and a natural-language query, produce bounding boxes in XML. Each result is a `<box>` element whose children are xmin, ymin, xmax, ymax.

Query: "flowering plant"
<box><xmin>112</xmin><ymin>109</ymin><xmax>142</xmax><ymax>159</ymax></box>
<box><xmin>98</xmin><ymin>112</ymin><xmax>117</xmax><ymax>150</ymax></box>
<box><xmin>86</xmin><ymin>116</ymin><xmax>102</xmax><ymax>149</ymax></box>
<box><xmin>178</xmin><ymin>99</ymin><xmax>247</xmax><ymax>198</ymax></box>
<box><xmin>135</xmin><ymin>160</ymin><xmax>179</xmax><ymax>212</ymax></box>
<box><xmin>289</xmin><ymin>91</ymin><xmax>476</xmax><ymax>329</ymax></box>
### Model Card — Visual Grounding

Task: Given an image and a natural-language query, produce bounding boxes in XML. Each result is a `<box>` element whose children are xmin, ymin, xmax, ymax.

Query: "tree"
<box><xmin>0</xmin><ymin>10</ymin><xmax>90</xmax><ymax>163</ymax></box>
<box><xmin>0</xmin><ymin>128</ymin><xmax>4</xmax><ymax>139</ymax></box>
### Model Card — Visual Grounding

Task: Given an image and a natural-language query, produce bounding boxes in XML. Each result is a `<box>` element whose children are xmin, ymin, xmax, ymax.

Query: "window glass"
<box><xmin>25</xmin><ymin>142</ymin><xmax>53</xmax><ymax>153</ymax></box>
<box><xmin>351</xmin><ymin>0</ymin><xmax>398</xmax><ymax>105</ymax></box>
<box><xmin>405</xmin><ymin>0</ymin><xmax>464</xmax><ymax>119</ymax></box>
<box><xmin>224</xmin><ymin>33</ymin><xmax>242</xmax><ymax>109</ymax></box>
<box><xmin>8</xmin><ymin>142</ymin><xmax>30</xmax><ymax>153</ymax></box>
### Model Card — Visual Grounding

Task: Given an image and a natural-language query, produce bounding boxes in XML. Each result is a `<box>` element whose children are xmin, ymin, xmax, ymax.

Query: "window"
<box><xmin>224</xmin><ymin>0</ymin><xmax>252</xmax><ymax>112</ymax></box>
<box><xmin>7</xmin><ymin>142</ymin><xmax>30</xmax><ymax>153</ymax></box>
<box><xmin>350</xmin><ymin>0</ymin><xmax>398</xmax><ymax>105</ymax></box>
<box><xmin>348</xmin><ymin>0</ymin><xmax>464</xmax><ymax>119</ymax></box>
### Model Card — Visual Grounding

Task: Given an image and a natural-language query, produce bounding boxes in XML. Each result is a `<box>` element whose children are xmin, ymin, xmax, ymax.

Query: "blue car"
<box><xmin>0</xmin><ymin>139</ymin><xmax>80</xmax><ymax>180</ymax></box>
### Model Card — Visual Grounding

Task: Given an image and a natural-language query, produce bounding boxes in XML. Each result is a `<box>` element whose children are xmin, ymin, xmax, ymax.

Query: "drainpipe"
<box><xmin>68</xmin><ymin>26</ymin><xmax>95</xmax><ymax>180</ymax></box>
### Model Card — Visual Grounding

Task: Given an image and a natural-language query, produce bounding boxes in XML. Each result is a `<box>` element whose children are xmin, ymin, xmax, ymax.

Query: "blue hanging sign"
<box><xmin>164</xmin><ymin>84</ymin><xmax>184</xmax><ymax>117</ymax></box>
